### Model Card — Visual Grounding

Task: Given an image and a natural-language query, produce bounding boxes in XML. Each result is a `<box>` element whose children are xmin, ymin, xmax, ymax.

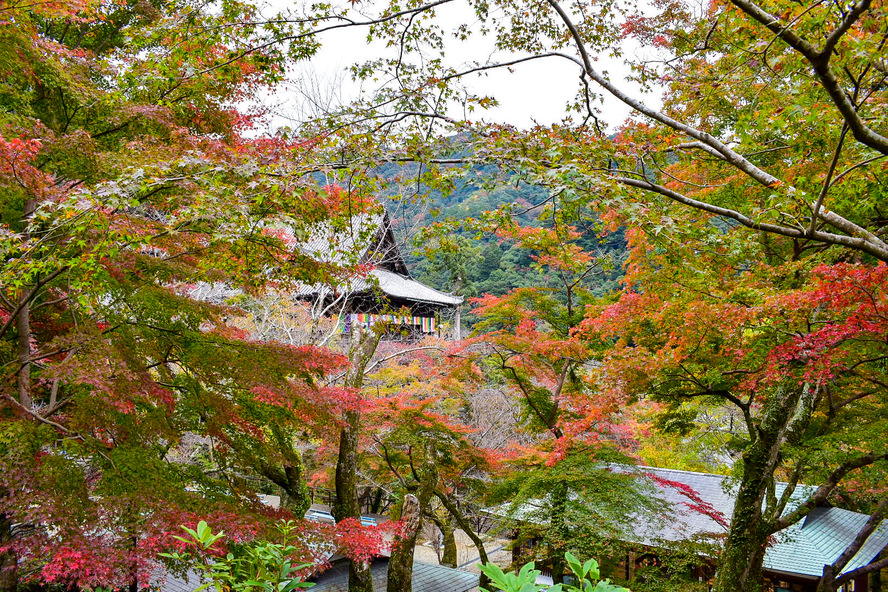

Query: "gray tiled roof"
<box><xmin>298</xmin><ymin>211</ymin><xmax>387</xmax><ymax>267</ymax></box>
<box><xmin>294</xmin><ymin>268</ymin><xmax>462</xmax><ymax>307</ymax></box>
<box><xmin>765</xmin><ymin>506</ymin><xmax>888</xmax><ymax>578</ymax></box>
<box><xmin>309</xmin><ymin>559</ymin><xmax>478</xmax><ymax>592</ymax></box>
<box><xmin>363</xmin><ymin>269</ymin><xmax>463</xmax><ymax>306</ymax></box>
<box><xmin>293</xmin><ymin>211</ymin><xmax>462</xmax><ymax>307</ymax></box>
<box><xmin>634</xmin><ymin>468</ymin><xmax>888</xmax><ymax>579</ymax></box>
<box><xmin>488</xmin><ymin>465</ymin><xmax>888</xmax><ymax>581</ymax></box>
<box><xmin>625</xmin><ymin>466</ymin><xmax>816</xmax><ymax>545</ymax></box>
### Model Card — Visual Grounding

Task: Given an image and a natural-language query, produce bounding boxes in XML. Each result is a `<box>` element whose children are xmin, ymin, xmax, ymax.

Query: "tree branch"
<box><xmin>772</xmin><ymin>452</ymin><xmax>888</xmax><ymax>531</ymax></box>
<box><xmin>0</xmin><ymin>266</ymin><xmax>69</xmax><ymax>340</ymax></box>
<box><xmin>546</xmin><ymin>0</ymin><xmax>793</xmax><ymax>190</ymax></box>
<box><xmin>729</xmin><ymin>0</ymin><xmax>888</xmax><ymax>154</ymax></box>
<box><xmin>615</xmin><ymin>176</ymin><xmax>888</xmax><ymax>261</ymax></box>
<box><xmin>821</xmin><ymin>498</ymin><xmax>888</xmax><ymax>591</ymax></box>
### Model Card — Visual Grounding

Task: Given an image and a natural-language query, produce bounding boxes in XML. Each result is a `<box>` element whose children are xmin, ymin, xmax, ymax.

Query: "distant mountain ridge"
<box><xmin>374</xmin><ymin>161</ymin><xmax>627</xmax><ymax>324</ymax></box>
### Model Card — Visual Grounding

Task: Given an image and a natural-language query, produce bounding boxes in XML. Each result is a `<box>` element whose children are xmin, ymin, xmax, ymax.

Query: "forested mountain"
<box><xmin>378</xmin><ymin>161</ymin><xmax>628</xmax><ymax>322</ymax></box>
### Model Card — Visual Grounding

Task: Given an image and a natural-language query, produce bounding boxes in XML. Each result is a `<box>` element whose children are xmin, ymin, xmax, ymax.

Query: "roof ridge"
<box><xmin>638</xmin><ymin>465</ymin><xmax>731</xmax><ymax>479</ymax></box>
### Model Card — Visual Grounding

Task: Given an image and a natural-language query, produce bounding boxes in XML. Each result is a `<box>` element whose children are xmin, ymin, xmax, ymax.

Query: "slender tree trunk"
<box><xmin>387</xmin><ymin>494</ymin><xmax>422</xmax><ymax>591</ymax></box>
<box><xmin>423</xmin><ymin>511</ymin><xmax>458</xmax><ymax>567</ymax></box>
<box><xmin>16</xmin><ymin>296</ymin><xmax>31</xmax><ymax>409</ymax></box>
<box><xmin>434</xmin><ymin>490</ymin><xmax>491</xmax><ymax>588</ymax></box>
<box><xmin>369</xmin><ymin>488</ymin><xmax>384</xmax><ymax>514</ymax></box>
<box><xmin>712</xmin><ymin>449</ymin><xmax>771</xmax><ymax>592</ymax></box>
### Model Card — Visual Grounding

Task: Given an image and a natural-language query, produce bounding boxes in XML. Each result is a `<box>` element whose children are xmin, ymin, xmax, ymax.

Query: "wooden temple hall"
<box><xmin>295</xmin><ymin>208</ymin><xmax>463</xmax><ymax>340</ymax></box>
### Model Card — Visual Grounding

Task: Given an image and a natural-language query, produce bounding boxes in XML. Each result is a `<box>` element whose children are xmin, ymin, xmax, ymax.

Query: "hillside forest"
<box><xmin>1</xmin><ymin>1</ymin><xmax>887</xmax><ymax>592</ymax></box>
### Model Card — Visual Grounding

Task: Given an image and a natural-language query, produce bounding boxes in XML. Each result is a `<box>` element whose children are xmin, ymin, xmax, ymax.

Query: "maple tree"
<box><xmin>426</xmin><ymin>210</ymin><xmax>659</xmax><ymax>585</ymax></box>
<box><xmin>0</xmin><ymin>0</ymin><xmax>395</xmax><ymax>588</ymax></box>
<box><xmin>579</xmin><ymin>225</ymin><xmax>888</xmax><ymax>591</ymax></box>
<box><xmin>360</xmin><ymin>341</ymin><xmax>499</xmax><ymax>588</ymax></box>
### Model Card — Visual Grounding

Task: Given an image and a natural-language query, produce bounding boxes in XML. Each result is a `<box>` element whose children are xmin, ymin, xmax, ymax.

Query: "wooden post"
<box><xmin>454</xmin><ymin>305</ymin><xmax>461</xmax><ymax>341</ymax></box>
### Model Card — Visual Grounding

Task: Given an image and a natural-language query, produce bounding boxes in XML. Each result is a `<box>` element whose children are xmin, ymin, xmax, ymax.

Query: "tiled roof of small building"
<box><xmin>626</xmin><ymin>466</ymin><xmax>815</xmax><ymax>544</ymax></box>
<box><xmin>634</xmin><ymin>467</ymin><xmax>888</xmax><ymax>579</ymax></box>
<box><xmin>308</xmin><ymin>558</ymin><xmax>478</xmax><ymax>592</ymax></box>
<box><xmin>765</xmin><ymin>506</ymin><xmax>888</xmax><ymax>578</ymax></box>
<box><xmin>486</xmin><ymin>465</ymin><xmax>888</xmax><ymax>581</ymax></box>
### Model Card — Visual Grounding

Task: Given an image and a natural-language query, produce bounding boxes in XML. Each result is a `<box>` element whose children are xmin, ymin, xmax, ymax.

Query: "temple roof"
<box><xmin>295</xmin><ymin>208</ymin><xmax>462</xmax><ymax>308</ymax></box>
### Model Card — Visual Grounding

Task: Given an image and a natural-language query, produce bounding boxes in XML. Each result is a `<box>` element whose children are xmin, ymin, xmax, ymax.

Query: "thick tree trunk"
<box><xmin>0</xmin><ymin>511</ymin><xmax>17</xmax><ymax>592</ymax></box>
<box><xmin>549</xmin><ymin>480</ymin><xmax>569</xmax><ymax>585</ymax></box>
<box><xmin>711</xmin><ymin>453</ymin><xmax>771</xmax><ymax>592</ymax></box>
<box><xmin>440</xmin><ymin>514</ymin><xmax>457</xmax><ymax>567</ymax></box>
<box><xmin>388</xmin><ymin>450</ymin><xmax>437</xmax><ymax>592</ymax></box>
<box><xmin>267</xmin><ymin>424</ymin><xmax>311</xmax><ymax>516</ymax></box>
<box><xmin>387</xmin><ymin>494</ymin><xmax>422</xmax><ymax>591</ymax></box>
<box><xmin>331</xmin><ymin>327</ymin><xmax>381</xmax><ymax>592</ymax></box>
<box><xmin>332</xmin><ymin>408</ymin><xmax>373</xmax><ymax>592</ymax></box>
<box><xmin>333</xmin><ymin>409</ymin><xmax>362</xmax><ymax>522</ymax></box>
<box><xmin>713</xmin><ymin>386</ymin><xmax>807</xmax><ymax>592</ymax></box>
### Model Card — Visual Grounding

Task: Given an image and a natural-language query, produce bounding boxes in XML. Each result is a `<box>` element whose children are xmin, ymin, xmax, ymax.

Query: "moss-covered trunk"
<box><xmin>333</xmin><ymin>408</ymin><xmax>373</xmax><ymax>592</ymax></box>
<box><xmin>434</xmin><ymin>490</ymin><xmax>491</xmax><ymax>588</ymax></box>
<box><xmin>549</xmin><ymin>480</ymin><xmax>569</xmax><ymax>585</ymax></box>
<box><xmin>440</xmin><ymin>514</ymin><xmax>457</xmax><ymax>567</ymax></box>
<box><xmin>278</xmin><ymin>462</ymin><xmax>311</xmax><ymax>516</ymax></box>
<box><xmin>713</xmin><ymin>385</ymin><xmax>809</xmax><ymax>592</ymax></box>
<box><xmin>711</xmin><ymin>448</ymin><xmax>772</xmax><ymax>592</ymax></box>
<box><xmin>331</xmin><ymin>327</ymin><xmax>381</xmax><ymax>592</ymax></box>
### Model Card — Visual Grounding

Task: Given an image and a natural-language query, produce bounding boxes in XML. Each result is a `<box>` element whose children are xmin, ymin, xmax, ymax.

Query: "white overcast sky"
<box><xmin>250</xmin><ymin>0</ymin><xmax>657</xmax><ymax>133</ymax></box>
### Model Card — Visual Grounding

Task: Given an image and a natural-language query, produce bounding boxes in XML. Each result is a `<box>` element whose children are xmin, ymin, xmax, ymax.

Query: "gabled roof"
<box><xmin>298</xmin><ymin>209</ymin><xmax>409</xmax><ymax>276</ymax></box>
<box><xmin>295</xmin><ymin>209</ymin><xmax>462</xmax><ymax>308</ymax></box>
